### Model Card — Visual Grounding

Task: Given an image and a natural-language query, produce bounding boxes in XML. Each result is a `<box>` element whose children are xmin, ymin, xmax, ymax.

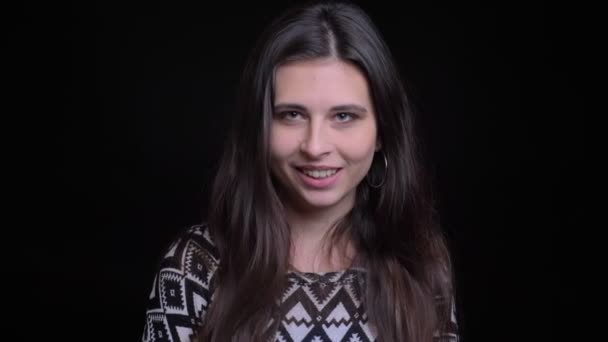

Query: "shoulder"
<box><xmin>433</xmin><ymin>295</ymin><xmax>460</xmax><ymax>342</ymax></box>
<box><xmin>142</xmin><ymin>222</ymin><xmax>220</xmax><ymax>342</ymax></box>
<box><xmin>161</xmin><ymin>222</ymin><xmax>218</xmax><ymax>263</ymax></box>
<box><xmin>156</xmin><ymin>222</ymin><xmax>220</xmax><ymax>291</ymax></box>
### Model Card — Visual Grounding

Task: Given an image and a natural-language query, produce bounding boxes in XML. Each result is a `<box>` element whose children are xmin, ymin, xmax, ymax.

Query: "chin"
<box><xmin>297</xmin><ymin>193</ymin><xmax>343</xmax><ymax>209</ymax></box>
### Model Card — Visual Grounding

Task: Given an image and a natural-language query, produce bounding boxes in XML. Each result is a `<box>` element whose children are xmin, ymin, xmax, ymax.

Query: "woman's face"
<box><xmin>270</xmin><ymin>57</ymin><xmax>380</xmax><ymax>214</ymax></box>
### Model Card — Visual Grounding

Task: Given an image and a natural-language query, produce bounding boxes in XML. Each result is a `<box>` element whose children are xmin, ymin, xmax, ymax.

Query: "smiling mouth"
<box><xmin>296</xmin><ymin>167</ymin><xmax>342</xmax><ymax>179</ymax></box>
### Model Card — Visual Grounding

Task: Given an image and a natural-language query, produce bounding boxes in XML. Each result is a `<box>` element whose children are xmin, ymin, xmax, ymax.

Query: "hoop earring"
<box><xmin>366</xmin><ymin>151</ymin><xmax>388</xmax><ymax>188</ymax></box>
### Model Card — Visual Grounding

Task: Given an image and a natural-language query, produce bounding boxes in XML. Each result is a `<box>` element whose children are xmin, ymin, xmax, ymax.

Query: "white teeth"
<box><xmin>302</xmin><ymin>169</ymin><xmax>338</xmax><ymax>179</ymax></box>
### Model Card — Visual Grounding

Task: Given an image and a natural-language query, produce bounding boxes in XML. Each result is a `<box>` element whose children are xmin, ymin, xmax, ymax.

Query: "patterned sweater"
<box><xmin>142</xmin><ymin>223</ymin><xmax>459</xmax><ymax>342</ymax></box>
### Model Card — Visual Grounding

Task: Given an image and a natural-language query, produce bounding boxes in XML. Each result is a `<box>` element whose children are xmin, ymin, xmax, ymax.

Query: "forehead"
<box><xmin>273</xmin><ymin>58</ymin><xmax>372</xmax><ymax>109</ymax></box>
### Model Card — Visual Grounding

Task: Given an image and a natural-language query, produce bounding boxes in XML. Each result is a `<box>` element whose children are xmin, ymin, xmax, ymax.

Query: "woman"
<box><xmin>142</xmin><ymin>1</ymin><xmax>459</xmax><ymax>341</ymax></box>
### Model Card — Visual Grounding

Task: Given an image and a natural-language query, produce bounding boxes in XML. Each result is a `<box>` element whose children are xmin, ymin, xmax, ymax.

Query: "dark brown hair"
<box><xmin>197</xmin><ymin>1</ymin><xmax>456</xmax><ymax>341</ymax></box>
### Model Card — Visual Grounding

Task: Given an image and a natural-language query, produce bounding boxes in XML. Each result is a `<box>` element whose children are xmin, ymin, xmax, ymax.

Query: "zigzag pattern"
<box><xmin>142</xmin><ymin>224</ymin><xmax>459</xmax><ymax>342</ymax></box>
<box><xmin>277</xmin><ymin>269</ymin><xmax>375</xmax><ymax>342</ymax></box>
<box><xmin>142</xmin><ymin>225</ymin><xmax>218</xmax><ymax>342</ymax></box>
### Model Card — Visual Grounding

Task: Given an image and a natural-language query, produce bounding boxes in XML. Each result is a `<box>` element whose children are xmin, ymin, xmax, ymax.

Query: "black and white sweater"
<box><xmin>142</xmin><ymin>223</ymin><xmax>459</xmax><ymax>342</ymax></box>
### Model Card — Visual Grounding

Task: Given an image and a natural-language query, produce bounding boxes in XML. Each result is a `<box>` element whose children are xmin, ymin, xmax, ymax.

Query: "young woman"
<box><xmin>143</xmin><ymin>1</ymin><xmax>459</xmax><ymax>341</ymax></box>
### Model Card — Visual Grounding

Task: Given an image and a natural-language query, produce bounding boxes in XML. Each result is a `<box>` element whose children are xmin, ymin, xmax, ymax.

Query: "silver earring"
<box><xmin>366</xmin><ymin>151</ymin><xmax>388</xmax><ymax>188</ymax></box>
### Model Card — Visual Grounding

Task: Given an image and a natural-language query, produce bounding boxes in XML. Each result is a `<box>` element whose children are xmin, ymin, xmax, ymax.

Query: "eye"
<box><xmin>335</xmin><ymin>112</ymin><xmax>355</xmax><ymax>122</ymax></box>
<box><xmin>278</xmin><ymin>111</ymin><xmax>303</xmax><ymax>120</ymax></box>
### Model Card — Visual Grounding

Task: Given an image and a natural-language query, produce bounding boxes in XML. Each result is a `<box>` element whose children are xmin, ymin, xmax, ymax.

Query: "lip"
<box><xmin>296</xmin><ymin>165</ymin><xmax>341</xmax><ymax>171</ymax></box>
<box><xmin>295</xmin><ymin>167</ymin><xmax>342</xmax><ymax>189</ymax></box>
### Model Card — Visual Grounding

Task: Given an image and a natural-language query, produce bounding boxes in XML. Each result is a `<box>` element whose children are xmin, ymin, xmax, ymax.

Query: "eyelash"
<box><xmin>277</xmin><ymin>111</ymin><xmax>357</xmax><ymax>122</ymax></box>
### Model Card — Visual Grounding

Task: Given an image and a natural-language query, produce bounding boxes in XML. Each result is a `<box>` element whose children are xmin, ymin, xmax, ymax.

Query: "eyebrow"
<box><xmin>273</xmin><ymin>103</ymin><xmax>368</xmax><ymax>113</ymax></box>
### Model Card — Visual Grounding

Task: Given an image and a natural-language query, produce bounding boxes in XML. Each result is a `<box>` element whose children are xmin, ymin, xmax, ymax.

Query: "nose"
<box><xmin>299</xmin><ymin>118</ymin><xmax>332</xmax><ymax>158</ymax></box>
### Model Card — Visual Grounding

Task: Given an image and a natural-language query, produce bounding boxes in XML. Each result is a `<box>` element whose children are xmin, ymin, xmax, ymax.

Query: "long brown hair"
<box><xmin>197</xmin><ymin>1</ymin><xmax>456</xmax><ymax>341</ymax></box>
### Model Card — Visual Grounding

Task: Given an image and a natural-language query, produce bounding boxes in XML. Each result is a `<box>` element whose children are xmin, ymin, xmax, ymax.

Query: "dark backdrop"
<box><xmin>12</xmin><ymin>0</ymin><xmax>580</xmax><ymax>340</ymax></box>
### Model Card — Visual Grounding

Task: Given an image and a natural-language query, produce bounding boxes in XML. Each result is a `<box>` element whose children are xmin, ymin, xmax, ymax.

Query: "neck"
<box><xmin>283</xmin><ymin>193</ymin><xmax>357</xmax><ymax>273</ymax></box>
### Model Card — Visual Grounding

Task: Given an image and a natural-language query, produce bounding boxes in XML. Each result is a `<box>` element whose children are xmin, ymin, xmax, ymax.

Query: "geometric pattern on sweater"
<box><xmin>142</xmin><ymin>224</ymin><xmax>218</xmax><ymax>342</ymax></box>
<box><xmin>275</xmin><ymin>268</ymin><xmax>376</xmax><ymax>342</ymax></box>
<box><xmin>142</xmin><ymin>223</ymin><xmax>459</xmax><ymax>342</ymax></box>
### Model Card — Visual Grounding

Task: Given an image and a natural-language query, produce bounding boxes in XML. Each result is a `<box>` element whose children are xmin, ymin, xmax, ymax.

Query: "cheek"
<box><xmin>346</xmin><ymin>143</ymin><xmax>376</xmax><ymax>170</ymax></box>
<box><xmin>270</xmin><ymin>126</ymin><xmax>297</xmax><ymax>161</ymax></box>
<box><xmin>344</xmin><ymin>126</ymin><xmax>377</xmax><ymax>163</ymax></box>
<box><xmin>342</xmin><ymin>132</ymin><xmax>377</xmax><ymax>180</ymax></box>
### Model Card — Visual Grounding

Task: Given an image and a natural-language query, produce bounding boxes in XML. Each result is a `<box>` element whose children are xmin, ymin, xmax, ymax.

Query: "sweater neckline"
<box><xmin>286</xmin><ymin>266</ymin><xmax>366</xmax><ymax>283</ymax></box>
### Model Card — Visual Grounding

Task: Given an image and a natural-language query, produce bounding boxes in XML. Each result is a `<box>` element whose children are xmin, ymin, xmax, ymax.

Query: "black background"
<box><xmin>11</xmin><ymin>0</ymin><xmax>581</xmax><ymax>340</ymax></box>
